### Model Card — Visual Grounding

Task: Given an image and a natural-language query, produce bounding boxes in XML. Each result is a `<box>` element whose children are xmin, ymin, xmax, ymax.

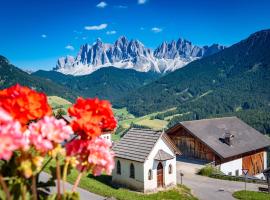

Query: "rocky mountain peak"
<box><xmin>55</xmin><ymin>36</ymin><xmax>226</xmax><ymax>75</ymax></box>
<box><xmin>115</xmin><ymin>36</ymin><xmax>129</xmax><ymax>45</ymax></box>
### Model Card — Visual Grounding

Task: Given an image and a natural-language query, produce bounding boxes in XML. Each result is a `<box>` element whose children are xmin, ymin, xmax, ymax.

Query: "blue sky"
<box><xmin>0</xmin><ymin>0</ymin><xmax>270</xmax><ymax>70</ymax></box>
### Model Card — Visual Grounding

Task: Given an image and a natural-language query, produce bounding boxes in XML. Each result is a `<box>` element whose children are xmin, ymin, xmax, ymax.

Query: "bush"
<box><xmin>197</xmin><ymin>166</ymin><xmax>221</xmax><ymax>176</ymax></box>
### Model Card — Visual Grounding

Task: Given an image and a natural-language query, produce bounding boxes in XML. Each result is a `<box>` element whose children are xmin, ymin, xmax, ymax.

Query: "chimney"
<box><xmin>224</xmin><ymin>130</ymin><xmax>234</xmax><ymax>146</ymax></box>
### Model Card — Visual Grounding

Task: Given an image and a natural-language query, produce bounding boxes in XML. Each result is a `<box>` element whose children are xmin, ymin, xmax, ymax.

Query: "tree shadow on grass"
<box><xmin>87</xmin><ymin>174</ymin><xmax>120</xmax><ymax>189</ymax></box>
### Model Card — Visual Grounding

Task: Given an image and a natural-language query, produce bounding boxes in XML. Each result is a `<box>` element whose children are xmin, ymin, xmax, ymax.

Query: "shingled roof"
<box><xmin>154</xmin><ymin>150</ymin><xmax>174</xmax><ymax>161</ymax></box>
<box><xmin>113</xmin><ymin>128</ymin><xmax>180</xmax><ymax>162</ymax></box>
<box><xmin>167</xmin><ymin>117</ymin><xmax>270</xmax><ymax>159</ymax></box>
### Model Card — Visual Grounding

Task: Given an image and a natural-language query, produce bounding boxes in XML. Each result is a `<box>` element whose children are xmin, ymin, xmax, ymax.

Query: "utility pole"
<box><xmin>180</xmin><ymin>170</ymin><xmax>184</xmax><ymax>185</ymax></box>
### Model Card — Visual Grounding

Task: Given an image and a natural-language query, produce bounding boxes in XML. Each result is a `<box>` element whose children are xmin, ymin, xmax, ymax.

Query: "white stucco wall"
<box><xmin>112</xmin><ymin>136</ymin><xmax>177</xmax><ymax>192</ymax></box>
<box><xmin>220</xmin><ymin>151</ymin><xmax>268</xmax><ymax>177</ymax></box>
<box><xmin>220</xmin><ymin>158</ymin><xmax>242</xmax><ymax>176</ymax></box>
<box><xmin>143</xmin><ymin>137</ymin><xmax>176</xmax><ymax>192</ymax></box>
<box><xmin>112</xmin><ymin>158</ymin><xmax>144</xmax><ymax>191</ymax></box>
<box><xmin>264</xmin><ymin>151</ymin><xmax>267</xmax><ymax>169</ymax></box>
<box><xmin>100</xmin><ymin>133</ymin><xmax>111</xmax><ymax>142</ymax></box>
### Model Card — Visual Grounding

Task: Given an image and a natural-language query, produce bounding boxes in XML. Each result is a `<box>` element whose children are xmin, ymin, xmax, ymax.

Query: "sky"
<box><xmin>0</xmin><ymin>0</ymin><xmax>270</xmax><ymax>70</ymax></box>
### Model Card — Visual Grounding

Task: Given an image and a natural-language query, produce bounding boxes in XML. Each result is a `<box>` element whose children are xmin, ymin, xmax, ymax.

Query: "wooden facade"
<box><xmin>167</xmin><ymin>126</ymin><xmax>217</xmax><ymax>162</ymax></box>
<box><xmin>167</xmin><ymin>125</ymin><xmax>267</xmax><ymax>176</ymax></box>
<box><xmin>157</xmin><ymin>162</ymin><xmax>164</xmax><ymax>187</ymax></box>
<box><xmin>242</xmin><ymin>151</ymin><xmax>264</xmax><ymax>176</ymax></box>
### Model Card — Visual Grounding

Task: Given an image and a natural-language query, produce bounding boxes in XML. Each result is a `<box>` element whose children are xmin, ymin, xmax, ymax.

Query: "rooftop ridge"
<box><xmin>180</xmin><ymin>116</ymin><xmax>238</xmax><ymax>124</ymax></box>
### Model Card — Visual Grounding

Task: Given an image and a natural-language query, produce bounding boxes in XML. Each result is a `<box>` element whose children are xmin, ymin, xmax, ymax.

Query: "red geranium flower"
<box><xmin>68</xmin><ymin>97</ymin><xmax>117</xmax><ymax>139</ymax></box>
<box><xmin>66</xmin><ymin>137</ymin><xmax>114</xmax><ymax>175</ymax></box>
<box><xmin>0</xmin><ymin>84</ymin><xmax>52</xmax><ymax>126</ymax></box>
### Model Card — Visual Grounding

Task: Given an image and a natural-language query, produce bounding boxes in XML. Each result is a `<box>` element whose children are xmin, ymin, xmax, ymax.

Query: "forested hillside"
<box><xmin>33</xmin><ymin>67</ymin><xmax>159</xmax><ymax>103</ymax></box>
<box><xmin>116</xmin><ymin>29</ymin><xmax>270</xmax><ymax>134</ymax></box>
<box><xmin>0</xmin><ymin>56</ymin><xmax>77</xmax><ymax>101</ymax></box>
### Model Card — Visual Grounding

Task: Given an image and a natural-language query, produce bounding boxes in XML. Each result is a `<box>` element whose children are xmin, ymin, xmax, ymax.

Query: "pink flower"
<box><xmin>87</xmin><ymin>137</ymin><xmax>114</xmax><ymax>175</ymax></box>
<box><xmin>0</xmin><ymin>107</ymin><xmax>28</xmax><ymax>161</ymax></box>
<box><xmin>28</xmin><ymin>116</ymin><xmax>73</xmax><ymax>152</ymax></box>
<box><xmin>66</xmin><ymin>137</ymin><xmax>114</xmax><ymax>176</ymax></box>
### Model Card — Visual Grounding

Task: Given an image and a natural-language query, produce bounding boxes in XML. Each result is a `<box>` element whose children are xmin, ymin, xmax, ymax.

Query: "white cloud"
<box><xmin>65</xmin><ymin>45</ymin><xmax>74</xmax><ymax>51</ymax></box>
<box><xmin>84</xmin><ymin>23</ymin><xmax>108</xmax><ymax>30</ymax></box>
<box><xmin>96</xmin><ymin>1</ymin><xmax>107</xmax><ymax>8</ymax></box>
<box><xmin>106</xmin><ymin>30</ymin><xmax>117</xmax><ymax>35</ymax></box>
<box><xmin>151</xmin><ymin>27</ymin><xmax>162</xmax><ymax>33</ymax></box>
<box><xmin>115</xmin><ymin>5</ymin><xmax>128</xmax><ymax>8</ymax></box>
<box><xmin>41</xmin><ymin>34</ymin><xmax>47</xmax><ymax>38</ymax></box>
<box><xmin>138</xmin><ymin>0</ymin><xmax>147</xmax><ymax>4</ymax></box>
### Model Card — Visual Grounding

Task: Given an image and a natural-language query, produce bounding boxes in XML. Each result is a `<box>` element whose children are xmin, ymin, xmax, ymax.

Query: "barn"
<box><xmin>166</xmin><ymin>117</ymin><xmax>270</xmax><ymax>177</ymax></box>
<box><xmin>112</xmin><ymin>128</ymin><xmax>181</xmax><ymax>192</ymax></box>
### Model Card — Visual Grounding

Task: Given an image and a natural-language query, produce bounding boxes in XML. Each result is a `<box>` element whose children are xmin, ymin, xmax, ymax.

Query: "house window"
<box><xmin>235</xmin><ymin>170</ymin><xmax>239</xmax><ymax>176</ymax></box>
<box><xmin>228</xmin><ymin>172</ymin><xmax>232</xmax><ymax>176</ymax></box>
<box><xmin>168</xmin><ymin>164</ymin><xmax>173</xmax><ymax>174</ymax></box>
<box><xmin>130</xmin><ymin>163</ymin><xmax>135</xmax><ymax>178</ymax></box>
<box><xmin>148</xmin><ymin>169</ymin><xmax>152</xmax><ymax>180</ymax></box>
<box><xmin>117</xmin><ymin>160</ymin><xmax>121</xmax><ymax>175</ymax></box>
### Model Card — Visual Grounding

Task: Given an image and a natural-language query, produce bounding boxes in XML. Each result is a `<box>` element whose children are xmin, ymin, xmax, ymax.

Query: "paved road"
<box><xmin>176</xmin><ymin>161</ymin><xmax>262</xmax><ymax>200</ymax></box>
<box><xmin>177</xmin><ymin>172</ymin><xmax>262</xmax><ymax>200</ymax></box>
<box><xmin>39</xmin><ymin>172</ymin><xmax>105</xmax><ymax>200</ymax></box>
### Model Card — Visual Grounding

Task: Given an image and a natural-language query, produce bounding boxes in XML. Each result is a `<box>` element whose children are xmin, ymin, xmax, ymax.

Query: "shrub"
<box><xmin>197</xmin><ymin>166</ymin><xmax>221</xmax><ymax>176</ymax></box>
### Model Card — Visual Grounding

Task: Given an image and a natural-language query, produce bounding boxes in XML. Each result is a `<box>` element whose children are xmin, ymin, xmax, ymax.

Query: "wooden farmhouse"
<box><xmin>166</xmin><ymin>117</ymin><xmax>270</xmax><ymax>177</ymax></box>
<box><xmin>112</xmin><ymin>128</ymin><xmax>181</xmax><ymax>192</ymax></box>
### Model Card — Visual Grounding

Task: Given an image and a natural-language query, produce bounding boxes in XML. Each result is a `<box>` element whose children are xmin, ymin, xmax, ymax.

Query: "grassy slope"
<box><xmin>117</xmin><ymin>110</ymin><xmax>168</xmax><ymax>131</ymax></box>
<box><xmin>47</xmin><ymin>96</ymin><xmax>72</xmax><ymax>113</ymax></box>
<box><xmin>44</xmin><ymin>158</ymin><xmax>197</xmax><ymax>200</ymax></box>
<box><xmin>48</xmin><ymin>96</ymin><xmax>72</xmax><ymax>106</ymax></box>
<box><xmin>46</xmin><ymin>96</ymin><xmax>167</xmax><ymax>139</ymax></box>
<box><xmin>46</xmin><ymin>95</ymin><xmax>183</xmax><ymax>140</ymax></box>
<box><xmin>233</xmin><ymin>190</ymin><xmax>270</xmax><ymax>200</ymax></box>
<box><xmin>135</xmin><ymin>119</ymin><xmax>168</xmax><ymax>130</ymax></box>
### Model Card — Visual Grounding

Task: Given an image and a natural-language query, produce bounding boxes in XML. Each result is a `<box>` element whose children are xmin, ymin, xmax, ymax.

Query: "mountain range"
<box><xmin>55</xmin><ymin>36</ymin><xmax>225</xmax><ymax>75</ymax></box>
<box><xmin>1</xmin><ymin>29</ymin><xmax>269</xmax><ymax>134</ymax></box>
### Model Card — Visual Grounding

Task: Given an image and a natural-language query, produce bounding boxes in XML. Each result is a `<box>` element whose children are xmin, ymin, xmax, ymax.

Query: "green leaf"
<box><xmin>46</xmin><ymin>192</ymin><xmax>80</xmax><ymax>200</ymax></box>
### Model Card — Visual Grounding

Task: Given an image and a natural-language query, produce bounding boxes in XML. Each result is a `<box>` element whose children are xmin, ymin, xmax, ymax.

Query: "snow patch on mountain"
<box><xmin>54</xmin><ymin>36</ymin><xmax>225</xmax><ymax>75</ymax></box>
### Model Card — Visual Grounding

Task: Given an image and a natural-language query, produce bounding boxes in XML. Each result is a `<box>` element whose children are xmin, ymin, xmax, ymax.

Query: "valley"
<box><xmin>1</xmin><ymin>1</ymin><xmax>270</xmax><ymax>200</ymax></box>
<box><xmin>47</xmin><ymin>95</ymin><xmax>176</xmax><ymax>140</ymax></box>
<box><xmin>33</xmin><ymin>67</ymin><xmax>159</xmax><ymax>103</ymax></box>
<box><xmin>1</xmin><ymin>29</ymin><xmax>270</xmax><ymax>139</ymax></box>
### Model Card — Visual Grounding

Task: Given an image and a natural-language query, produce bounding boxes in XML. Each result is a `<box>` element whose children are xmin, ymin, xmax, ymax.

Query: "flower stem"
<box><xmin>21</xmin><ymin>184</ymin><xmax>26</xmax><ymax>200</ymax></box>
<box><xmin>40</xmin><ymin>157</ymin><xmax>53</xmax><ymax>172</ymax></box>
<box><xmin>62</xmin><ymin>160</ymin><xmax>69</xmax><ymax>193</ymax></box>
<box><xmin>31</xmin><ymin>175</ymin><xmax>38</xmax><ymax>200</ymax></box>
<box><xmin>72</xmin><ymin>171</ymin><xmax>83</xmax><ymax>192</ymax></box>
<box><xmin>56</xmin><ymin>156</ymin><xmax>61</xmax><ymax>200</ymax></box>
<box><xmin>0</xmin><ymin>174</ymin><xmax>11</xmax><ymax>200</ymax></box>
